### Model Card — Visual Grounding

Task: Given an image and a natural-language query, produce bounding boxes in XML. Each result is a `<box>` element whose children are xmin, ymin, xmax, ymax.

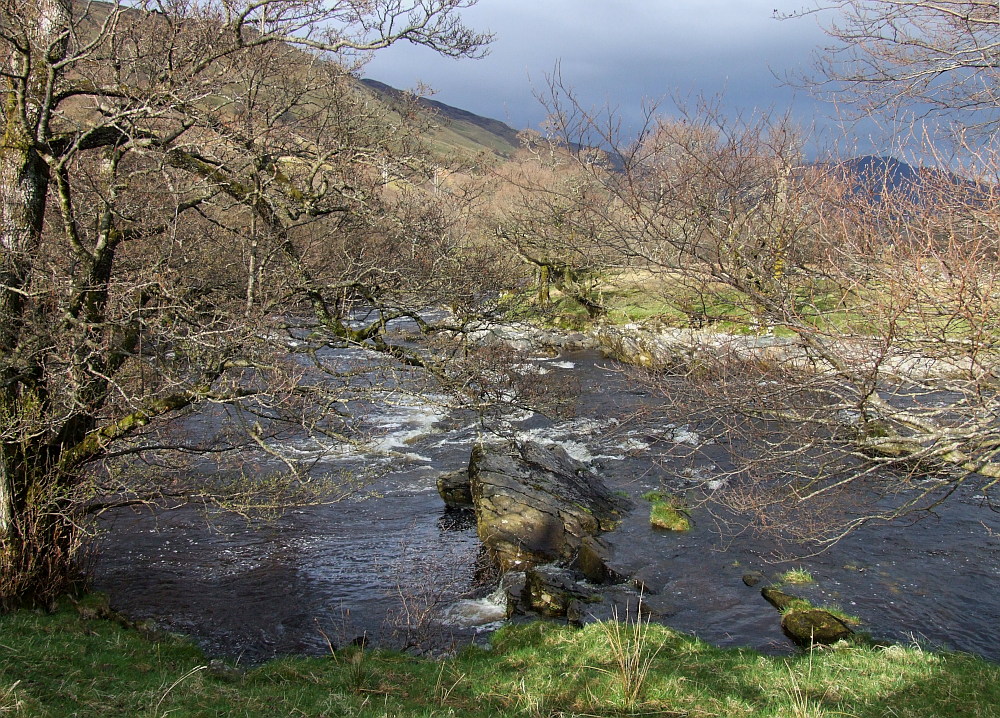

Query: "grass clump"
<box><xmin>2</xmin><ymin>594</ymin><xmax>999</xmax><ymax>717</ymax></box>
<box><xmin>642</xmin><ymin>490</ymin><xmax>691</xmax><ymax>531</ymax></box>
<box><xmin>778</xmin><ymin>567</ymin><xmax>816</xmax><ymax>585</ymax></box>
<box><xmin>590</xmin><ymin>606</ymin><xmax>663</xmax><ymax>712</ymax></box>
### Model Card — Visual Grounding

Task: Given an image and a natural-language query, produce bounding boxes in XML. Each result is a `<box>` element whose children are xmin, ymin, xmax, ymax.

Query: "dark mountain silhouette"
<box><xmin>822</xmin><ymin>155</ymin><xmax>990</xmax><ymax>206</ymax></box>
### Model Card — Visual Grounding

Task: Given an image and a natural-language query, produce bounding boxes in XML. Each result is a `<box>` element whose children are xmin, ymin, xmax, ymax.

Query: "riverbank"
<box><xmin>3</xmin><ymin>595</ymin><xmax>997</xmax><ymax>717</ymax></box>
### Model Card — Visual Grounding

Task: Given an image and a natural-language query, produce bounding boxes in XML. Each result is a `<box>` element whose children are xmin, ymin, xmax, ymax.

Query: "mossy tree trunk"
<box><xmin>0</xmin><ymin>0</ymin><xmax>70</xmax><ymax>544</ymax></box>
<box><xmin>537</xmin><ymin>264</ymin><xmax>551</xmax><ymax>304</ymax></box>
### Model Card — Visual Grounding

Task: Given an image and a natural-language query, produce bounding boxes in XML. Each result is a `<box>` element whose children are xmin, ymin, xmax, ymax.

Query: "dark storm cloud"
<box><xmin>363</xmin><ymin>1</ymin><xmax>834</xmax><ymax>137</ymax></box>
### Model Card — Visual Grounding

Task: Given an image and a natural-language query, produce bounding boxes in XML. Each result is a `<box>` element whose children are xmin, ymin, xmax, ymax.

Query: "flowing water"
<box><xmin>94</xmin><ymin>349</ymin><xmax>1000</xmax><ymax>664</ymax></box>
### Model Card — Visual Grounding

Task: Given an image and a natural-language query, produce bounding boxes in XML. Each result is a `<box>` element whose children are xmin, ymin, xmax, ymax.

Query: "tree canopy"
<box><xmin>0</xmin><ymin>0</ymin><xmax>503</xmax><ymax>606</ymax></box>
<box><xmin>805</xmin><ymin>1</ymin><xmax>1000</xmax><ymax>135</ymax></box>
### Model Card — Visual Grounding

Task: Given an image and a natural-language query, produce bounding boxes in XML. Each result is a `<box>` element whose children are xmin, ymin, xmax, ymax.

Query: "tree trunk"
<box><xmin>0</xmin><ymin>141</ymin><xmax>50</xmax><ymax>542</ymax></box>
<box><xmin>537</xmin><ymin>264</ymin><xmax>551</xmax><ymax>304</ymax></box>
<box><xmin>0</xmin><ymin>0</ymin><xmax>68</xmax><ymax>543</ymax></box>
<box><xmin>0</xmin><ymin>458</ymin><xmax>13</xmax><ymax>538</ymax></box>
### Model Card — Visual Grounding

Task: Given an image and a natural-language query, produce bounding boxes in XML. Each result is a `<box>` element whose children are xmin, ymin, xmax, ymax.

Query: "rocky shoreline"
<box><xmin>464</xmin><ymin>318</ymin><xmax>988</xmax><ymax>381</ymax></box>
<box><xmin>436</xmin><ymin>439</ymin><xmax>856</xmax><ymax>649</ymax></box>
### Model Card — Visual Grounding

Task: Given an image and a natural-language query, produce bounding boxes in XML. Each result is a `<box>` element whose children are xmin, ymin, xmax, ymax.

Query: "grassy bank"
<box><xmin>1</xmin><ymin>596</ymin><xmax>998</xmax><ymax>717</ymax></box>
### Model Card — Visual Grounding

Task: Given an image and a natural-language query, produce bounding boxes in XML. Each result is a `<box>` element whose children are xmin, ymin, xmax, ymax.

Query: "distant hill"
<box><xmin>832</xmin><ymin>155</ymin><xmax>925</xmax><ymax>203</ymax></box>
<box><xmin>823</xmin><ymin>155</ymin><xmax>989</xmax><ymax>205</ymax></box>
<box><xmin>360</xmin><ymin>78</ymin><xmax>522</xmax><ymax>161</ymax></box>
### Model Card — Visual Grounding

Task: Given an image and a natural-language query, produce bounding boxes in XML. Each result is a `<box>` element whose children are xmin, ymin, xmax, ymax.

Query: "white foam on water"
<box><xmin>680</xmin><ymin>464</ymin><xmax>718</xmax><ymax>481</ymax></box>
<box><xmin>669</xmin><ymin>425</ymin><xmax>705</xmax><ymax>446</ymax></box>
<box><xmin>437</xmin><ymin>584</ymin><xmax>508</xmax><ymax>627</ymax></box>
<box><xmin>557</xmin><ymin>417</ymin><xmax>621</xmax><ymax>435</ymax></box>
<box><xmin>515</xmin><ymin>417</ymin><xmax>621</xmax><ymax>464</ymax></box>
<box><xmin>493</xmin><ymin>405</ymin><xmax>538</xmax><ymax>425</ymax></box>
<box><xmin>513</xmin><ymin>363</ymin><xmax>550</xmax><ymax>375</ymax></box>
<box><xmin>548</xmin><ymin>361</ymin><xmax>576</xmax><ymax>369</ymax></box>
<box><xmin>618</xmin><ymin>437</ymin><xmax>651</xmax><ymax>453</ymax></box>
<box><xmin>367</xmin><ymin>396</ymin><xmax>450</xmax><ymax>457</ymax></box>
<box><xmin>267</xmin><ymin>436</ymin><xmax>356</xmax><ymax>461</ymax></box>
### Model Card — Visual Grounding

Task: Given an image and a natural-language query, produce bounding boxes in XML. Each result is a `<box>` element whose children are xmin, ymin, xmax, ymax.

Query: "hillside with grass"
<box><xmin>361</xmin><ymin>78</ymin><xmax>523</xmax><ymax>161</ymax></box>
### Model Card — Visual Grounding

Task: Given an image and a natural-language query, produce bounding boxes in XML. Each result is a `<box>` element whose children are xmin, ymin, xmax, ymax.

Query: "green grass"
<box><xmin>513</xmin><ymin>267</ymin><xmax>999</xmax><ymax>352</ymax></box>
<box><xmin>1</xmin><ymin>595</ymin><xmax>998</xmax><ymax>717</ymax></box>
<box><xmin>642</xmin><ymin>490</ymin><xmax>691</xmax><ymax>532</ymax></box>
<box><xmin>777</xmin><ymin>568</ymin><xmax>816</xmax><ymax>586</ymax></box>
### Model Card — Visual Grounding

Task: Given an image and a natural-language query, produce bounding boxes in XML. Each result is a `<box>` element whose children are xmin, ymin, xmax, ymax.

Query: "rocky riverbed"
<box><xmin>92</xmin><ymin>323</ymin><xmax>1000</xmax><ymax>663</ymax></box>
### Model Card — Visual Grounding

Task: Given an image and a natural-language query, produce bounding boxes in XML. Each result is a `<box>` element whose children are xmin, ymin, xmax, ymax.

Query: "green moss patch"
<box><xmin>642</xmin><ymin>491</ymin><xmax>691</xmax><ymax>531</ymax></box>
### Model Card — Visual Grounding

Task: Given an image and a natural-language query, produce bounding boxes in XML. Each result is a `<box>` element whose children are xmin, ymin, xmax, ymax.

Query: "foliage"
<box><xmin>1</xmin><ymin>597</ymin><xmax>998</xmax><ymax>717</ymax></box>
<box><xmin>491</xmin><ymin>140</ymin><xmax>621</xmax><ymax>318</ymax></box>
<box><xmin>777</xmin><ymin>568</ymin><xmax>816</xmax><ymax>586</ymax></box>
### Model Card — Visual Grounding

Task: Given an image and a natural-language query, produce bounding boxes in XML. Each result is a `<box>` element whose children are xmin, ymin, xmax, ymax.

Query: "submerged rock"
<box><xmin>519</xmin><ymin>564</ymin><xmax>664</xmax><ymax>625</ymax></box>
<box><xmin>761</xmin><ymin>586</ymin><xmax>800</xmax><ymax>612</ymax></box>
<box><xmin>761</xmin><ymin>586</ymin><xmax>855</xmax><ymax>647</ymax></box>
<box><xmin>469</xmin><ymin>441</ymin><xmax>630</xmax><ymax>572</ymax></box>
<box><xmin>742</xmin><ymin>571</ymin><xmax>766</xmax><ymax>587</ymax></box>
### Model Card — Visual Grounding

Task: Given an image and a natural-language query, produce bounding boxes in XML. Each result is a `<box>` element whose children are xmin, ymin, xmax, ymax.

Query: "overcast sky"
<box><xmin>363</xmin><ymin>1</ymin><xmax>867</xmax><ymax>152</ymax></box>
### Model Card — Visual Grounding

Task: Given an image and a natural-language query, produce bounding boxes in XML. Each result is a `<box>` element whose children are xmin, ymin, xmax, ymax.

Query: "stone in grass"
<box><xmin>643</xmin><ymin>491</ymin><xmax>690</xmax><ymax>531</ymax></box>
<box><xmin>781</xmin><ymin>609</ymin><xmax>854</xmax><ymax>647</ymax></box>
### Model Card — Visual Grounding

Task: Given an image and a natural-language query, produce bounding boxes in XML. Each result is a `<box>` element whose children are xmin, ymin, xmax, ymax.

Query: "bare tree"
<box><xmin>799</xmin><ymin>1</ymin><xmax>1000</xmax><ymax>135</ymax></box>
<box><xmin>537</xmin><ymin>82</ymin><xmax>1000</xmax><ymax>544</ymax></box>
<box><xmin>491</xmin><ymin>135</ymin><xmax>619</xmax><ymax>319</ymax></box>
<box><xmin>536</xmin><ymin>85</ymin><xmax>821</xmax><ymax>327</ymax></box>
<box><xmin>662</xmin><ymin>153</ymin><xmax>1000</xmax><ymax>543</ymax></box>
<box><xmin>0</xmin><ymin>0</ymin><xmax>499</xmax><ymax>606</ymax></box>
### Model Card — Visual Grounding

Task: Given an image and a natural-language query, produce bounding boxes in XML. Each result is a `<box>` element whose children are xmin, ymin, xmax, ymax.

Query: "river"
<box><xmin>93</xmin><ymin>348</ymin><xmax>1000</xmax><ymax>664</ymax></box>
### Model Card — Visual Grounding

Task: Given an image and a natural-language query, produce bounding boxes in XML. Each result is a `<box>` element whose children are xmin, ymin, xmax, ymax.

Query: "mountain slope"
<box><xmin>360</xmin><ymin>78</ymin><xmax>522</xmax><ymax>160</ymax></box>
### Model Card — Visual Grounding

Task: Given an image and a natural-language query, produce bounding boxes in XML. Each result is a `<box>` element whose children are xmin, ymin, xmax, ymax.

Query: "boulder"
<box><xmin>571</xmin><ymin>535</ymin><xmax>624</xmax><ymax>585</ymax></box>
<box><xmin>761</xmin><ymin>586</ymin><xmax>800</xmax><ymax>612</ymax></box>
<box><xmin>523</xmin><ymin>564</ymin><xmax>601</xmax><ymax>618</ymax></box>
<box><xmin>436</xmin><ymin>469</ymin><xmax>473</xmax><ymax>508</ymax></box>
<box><xmin>469</xmin><ymin>441</ymin><xmax>629</xmax><ymax>571</ymax></box>
<box><xmin>761</xmin><ymin>586</ymin><xmax>855</xmax><ymax>647</ymax></box>
<box><xmin>501</xmin><ymin>571</ymin><xmax>528</xmax><ymax>618</ymax></box>
<box><xmin>781</xmin><ymin>609</ymin><xmax>854</xmax><ymax>647</ymax></box>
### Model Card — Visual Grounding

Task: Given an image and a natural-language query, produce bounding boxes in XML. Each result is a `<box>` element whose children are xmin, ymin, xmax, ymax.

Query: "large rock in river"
<box><xmin>437</xmin><ymin>469</ymin><xmax>473</xmax><ymax>508</ymax></box>
<box><xmin>761</xmin><ymin>586</ymin><xmax>855</xmax><ymax>647</ymax></box>
<box><xmin>469</xmin><ymin>441</ymin><xmax>629</xmax><ymax>572</ymax></box>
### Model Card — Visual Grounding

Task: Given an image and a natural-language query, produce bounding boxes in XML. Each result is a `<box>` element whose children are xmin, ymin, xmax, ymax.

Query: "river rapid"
<box><xmin>93</xmin><ymin>347</ymin><xmax>1000</xmax><ymax>664</ymax></box>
